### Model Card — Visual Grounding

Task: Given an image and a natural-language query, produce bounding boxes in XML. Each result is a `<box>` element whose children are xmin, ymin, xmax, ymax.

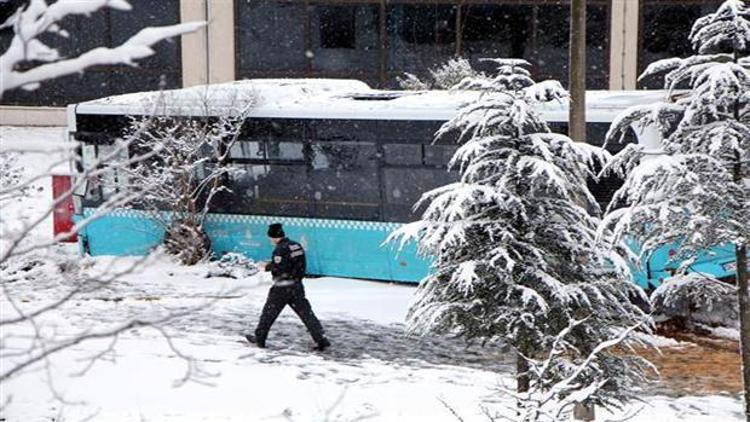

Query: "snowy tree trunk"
<box><xmin>739</xmin><ymin>244</ymin><xmax>750</xmax><ymax>420</ymax></box>
<box><xmin>570</xmin><ymin>1</ymin><xmax>593</xmax><ymax>419</ymax></box>
<box><xmin>516</xmin><ymin>352</ymin><xmax>530</xmax><ymax>416</ymax></box>
<box><xmin>732</xmin><ymin>38</ymin><xmax>750</xmax><ymax>419</ymax></box>
<box><xmin>735</xmin><ymin>150</ymin><xmax>750</xmax><ymax>419</ymax></box>
<box><xmin>516</xmin><ymin>353</ymin><xmax>530</xmax><ymax>393</ymax></box>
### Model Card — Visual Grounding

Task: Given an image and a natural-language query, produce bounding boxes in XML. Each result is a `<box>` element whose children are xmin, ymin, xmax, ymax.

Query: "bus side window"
<box><xmin>230</xmin><ymin>141</ymin><xmax>265</xmax><ymax>159</ymax></box>
<box><xmin>310</xmin><ymin>141</ymin><xmax>380</xmax><ymax>220</ymax></box>
<box><xmin>80</xmin><ymin>145</ymin><xmax>102</xmax><ymax>205</ymax></box>
<box><xmin>383</xmin><ymin>144</ymin><xmax>421</xmax><ymax>166</ymax></box>
<box><xmin>382</xmin><ymin>167</ymin><xmax>458</xmax><ymax>222</ymax></box>
<box><xmin>424</xmin><ymin>145</ymin><xmax>457</xmax><ymax>167</ymax></box>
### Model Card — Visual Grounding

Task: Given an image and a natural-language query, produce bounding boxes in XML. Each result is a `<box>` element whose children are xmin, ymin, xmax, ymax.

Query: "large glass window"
<box><xmin>220</xmin><ymin>119</ymin><xmax>312</xmax><ymax>216</ymax></box>
<box><xmin>236</xmin><ymin>1</ymin><xmax>380</xmax><ymax>84</ymax></box>
<box><xmin>224</xmin><ymin>163</ymin><xmax>313</xmax><ymax>216</ymax></box>
<box><xmin>235</xmin><ymin>1</ymin><xmax>611</xmax><ymax>89</ymax></box>
<box><xmin>638</xmin><ymin>1</ymin><xmax>723</xmax><ymax>89</ymax></box>
<box><xmin>377</xmin><ymin>119</ymin><xmax>457</xmax><ymax>221</ymax></box>
<box><xmin>310</xmin><ymin>4</ymin><xmax>380</xmax><ymax>78</ymax></box>
<box><xmin>461</xmin><ymin>1</ymin><xmax>610</xmax><ymax>89</ymax></box>
<box><xmin>310</xmin><ymin>120</ymin><xmax>380</xmax><ymax>220</ymax></box>
<box><xmin>383</xmin><ymin>168</ymin><xmax>458</xmax><ymax>222</ymax></box>
<box><xmin>384</xmin><ymin>144</ymin><xmax>422</xmax><ymax>166</ymax></box>
<box><xmin>237</xmin><ymin>119</ymin><xmax>307</xmax><ymax>161</ymax></box>
<box><xmin>236</xmin><ymin>1</ymin><xmax>307</xmax><ymax>76</ymax></box>
<box><xmin>387</xmin><ymin>3</ymin><xmax>458</xmax><ymax>78</ymax></box>
<box><xmin>377</xmin><ymin>120</ymin><xmax>443</xmax><ymax>144</ymax></box>
<box><xmin>0</xmin><ymin>1</ymin><xmax>182</xmax><ymax>106</ymax></box>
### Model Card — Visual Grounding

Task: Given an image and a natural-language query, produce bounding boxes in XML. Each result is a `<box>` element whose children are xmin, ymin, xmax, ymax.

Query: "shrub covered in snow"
<box><xmin>396</xmin><ymin>73</ymin><xmax>430</xmax><ymax>91</ymax></box>
<box><xmin>205</xmin><ymin>252</ymin><xmax>259</xmax><ymax>280</ymax></box>
<box><xmin>398</xmin><ymin>57</ymin><xmax>482</xmax><ymax>90</ymax></box>
<box><xmin>651</xmin><ymin>273</ymin><xmax>739</xmax><ymax>329</ymax></box>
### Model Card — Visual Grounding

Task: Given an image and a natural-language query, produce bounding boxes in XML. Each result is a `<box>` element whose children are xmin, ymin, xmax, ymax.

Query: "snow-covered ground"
<box><xmin>0</xmin><ymin>126</ymin><xmax>744</xmax><ymax>421</ymax></box>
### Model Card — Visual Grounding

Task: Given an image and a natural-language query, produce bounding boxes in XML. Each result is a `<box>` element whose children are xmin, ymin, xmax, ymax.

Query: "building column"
<box><xmin>609</xmin><ymin>0</ymin><xmax>639</xmax><ymax>90</ymax></box>
<box><xmin>180</xmin><ymin>0</ymin><xmax>209</xmax><ymax>87</ymax></box>
<box><xmin>207</xmin><ymin>0</ymin><xmax>236</xmax><ymax>84</ymax></box>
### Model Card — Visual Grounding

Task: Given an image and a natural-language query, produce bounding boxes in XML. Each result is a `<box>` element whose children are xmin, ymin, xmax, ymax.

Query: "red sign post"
<box><xmin>52</xmin><ymin>174</ymin><xmax>77</xmax><ymax>242</ymax></box>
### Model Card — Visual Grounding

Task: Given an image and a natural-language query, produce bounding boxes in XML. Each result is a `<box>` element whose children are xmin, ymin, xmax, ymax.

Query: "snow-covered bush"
<box><xmin>205</xmin><ymin>252</ymin><xmax>259</xmax><ymax>280</ymax></box>
<box><xmin>398</xmin><ymin>57</ymin><xmax>482</xmax><ymax>90</ymax></box>
<box><xmin>390</xmin><ymin>59</ymin><xmax>651</xmax><ymax>421</ymax></box>
<box><xmin>429</xmin><ymin>57</ymin><xmax>481</xmax><ymax>89</ymax></box>
<box><xmin>651</xmin><ymin>274</ymin><xmax>738</xmax><ymax>329</ymax></box>
<box><xmin>396</xmin><ymin>72</ymin><xmax>430</xmax><ymax>91</ymax></box>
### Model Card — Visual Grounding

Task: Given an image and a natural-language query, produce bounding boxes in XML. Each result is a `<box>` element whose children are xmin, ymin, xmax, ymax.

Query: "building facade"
<box><xmin>0</xmin><ymin>0</ymin><xmax>722</xmax><ymax>126</ymax></box>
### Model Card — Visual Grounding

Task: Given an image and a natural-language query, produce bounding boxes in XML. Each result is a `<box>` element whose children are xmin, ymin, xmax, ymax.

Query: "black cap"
<box><xmin>267</xmin><ymin>223</ymin><xmax>285</xmax><ymax>238</ymax></box>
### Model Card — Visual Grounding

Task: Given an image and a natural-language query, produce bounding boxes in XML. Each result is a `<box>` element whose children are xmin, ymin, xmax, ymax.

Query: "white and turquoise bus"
<box><xmin>66</xmin><ymin>79</ymin><xmax>742</xmax><ymax>288</ymax></box>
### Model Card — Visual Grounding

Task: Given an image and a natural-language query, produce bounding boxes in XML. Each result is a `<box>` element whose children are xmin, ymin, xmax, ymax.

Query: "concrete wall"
<box><xmin>0</xmin><ymin>106</ymin><xmax>67</xmax><ymax>127</ymax></box>
<box><xmin>609</xmin><ymin>0</ymin><xmax>640</xmax><ymax>90</ymax></box>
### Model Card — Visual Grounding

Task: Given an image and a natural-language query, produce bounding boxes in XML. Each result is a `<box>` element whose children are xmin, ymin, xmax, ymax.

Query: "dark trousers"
<box><xmin>254</xmin><ymin>282</ymin><xmax>325</xmax><ymax>344</ymax></box>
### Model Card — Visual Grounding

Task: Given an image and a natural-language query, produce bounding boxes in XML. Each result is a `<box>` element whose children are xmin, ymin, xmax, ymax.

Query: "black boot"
<box><xmin>244</xmin><ymin>334</ymin><xmax>266</xmax><ymax>348</ymax></box>
<box><xmin>313</xmin><ymin>337</ymin><xmax>331</xmax><ymax>351</ymax></box>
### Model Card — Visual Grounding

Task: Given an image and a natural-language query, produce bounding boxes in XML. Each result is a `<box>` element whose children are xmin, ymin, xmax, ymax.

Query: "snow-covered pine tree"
<box><xmin>600</xmin><ymin>0</ymin><xmax>750</xmax><ymax>416</ymax></box>
<box><xmin>389</xmin><ymin>59</ymin><xmax>651</xmax><ymax>421</ymax></box>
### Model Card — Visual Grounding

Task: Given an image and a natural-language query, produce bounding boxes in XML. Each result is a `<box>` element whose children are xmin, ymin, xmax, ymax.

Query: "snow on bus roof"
<box><xmin>73</xmin><ymin>78</ymin><xmax>674</xmax><ymax>122</ymax></box>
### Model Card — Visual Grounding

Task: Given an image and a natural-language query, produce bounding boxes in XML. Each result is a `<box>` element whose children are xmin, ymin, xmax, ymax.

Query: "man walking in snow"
<box><xmin>245</xmin><ymin>223</ymin><xmax>331</xmax><ymax>351</ymax></box>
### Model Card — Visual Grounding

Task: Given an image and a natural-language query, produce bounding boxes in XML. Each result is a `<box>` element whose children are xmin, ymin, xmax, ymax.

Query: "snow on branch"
<box><xmin>689</xmin><ymin>0</ymin><xmax>750</xmax><ymax>54</ymax></box>
<box><xmin>490</xmin><ymin>320</ymin><xmax>652</xmax><ymax>422</ymax></box>
<box><xmin>0</xmin><ymin>135</ymin><xmax>230</xmax><ymax>402</ymax></box>
<box><xmin>0</xmin><ymin>0</ymin><xmax>205</xmax><ymax>95</ymax></box>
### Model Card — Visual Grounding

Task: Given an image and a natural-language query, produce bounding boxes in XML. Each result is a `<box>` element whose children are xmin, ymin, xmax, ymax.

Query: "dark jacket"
<box><xmin>264</xmin><ymin>238</ymin><xmax>306</xmax><ymax>283</ymax></box>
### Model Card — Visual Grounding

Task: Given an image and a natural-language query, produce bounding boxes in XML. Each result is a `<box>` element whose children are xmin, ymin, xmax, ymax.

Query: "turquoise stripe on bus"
<box><xmin>75</xmin><ymin>208</ymin><xmax>743</xmax><ymax>287</ymax></box>
<box><xmin>77</xmin><ymin>208</ymin><xmax>430</xmax><ymax>283</ymax></box>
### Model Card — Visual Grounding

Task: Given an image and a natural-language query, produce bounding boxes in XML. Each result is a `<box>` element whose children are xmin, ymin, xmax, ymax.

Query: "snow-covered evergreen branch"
<box><xmin>0</xmin><ymin>0</ymin><xmax>205</xmax><ymax>95</ymax></box>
